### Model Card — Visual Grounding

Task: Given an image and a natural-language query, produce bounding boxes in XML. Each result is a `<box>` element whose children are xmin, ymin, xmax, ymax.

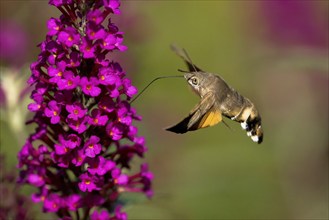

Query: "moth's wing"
<box><xmin>170</xmin><ymin>44</ymin><xmax>203</xmax><ymax>72</ymax></box>
<box><xmin>189</xmin><ymin>106</ymin><xmax>222</xmax><ymax>131</ymax></box>
<box><xmin>166</xmin><ymin>93</ymin><xmax>222</xmax><ymax>133</ymax></box>
<box><xmin>165</xmin><ymin>114</ymin><xmax>194</xmax><ymax>134</ymax></box>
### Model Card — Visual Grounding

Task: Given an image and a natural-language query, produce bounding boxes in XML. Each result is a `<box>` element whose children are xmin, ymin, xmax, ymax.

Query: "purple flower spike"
<box><xmin>27</xmin><ymin>173</ymin><xmax>45</xmax><ymax>187</ymax></box>
<box><xmin>80</xmin><ymin>77</ymin><xmax>101</xmax><ymax>97</ymax></box>
<box><xmin>86</xmin><ymin>22</ymin><xmax>107</xmax><ymax>40</ymax></box>
<box><xmin>47</xmin><ymin>18</ymin><xmax>61</xmax><ymax>36</ymax></box>
<box><xmin>103</xmin><ymin>0</ymin><xmax>121</xmax><ymax>14</ymax></box>
<box><xmin>88</xmin><ymin>156</ymin><xmax>115</xmax><ymax>176</ymax></box>
<box><xmin>44</xmin><ymin>100</ymin><xmax>61</xmax><ymax>124</ymax></box>
<box><xmin>87</xmin><ymin>9</ymin><xmax>105</xmax><ymax>25</ymax></box>
<box><xmin>78</xmin><ymin>173</ymin><xmax>99</xmax><ymax>192</ymax></box>
<box><xmin>98</xmin><ymin>67</ymin><xmax>118</xmax><ymax>85</ymax></box>
<box><xmin>49</xmin><ymin>0</ymin><xmax>73</xmax><ymax>7</ymax></box>
<box><xmin>114</xmin><ymin>206</ymin><xmax>128</xmax><ymax>220</ymax></box>
<box><xmin>32</xmin><ymin>187</ymin><xmax>49</xmax><ymax>203</ymax></box>
<box><xmin>99</xmin><ymin>96</ymin><xmax>115</xmax><ymax>113</ymax></box>
<box><xmin>18</xmin><ymin>1</ymin><xmax>152</xmax><ymax>219</ymax></box>
<box><xmin>28</xmin><ymin>103</ymin><xmax>42</xmax><ymax>112</ymax></box>
<box><xmin>88</xmin><ymin>109</ymin><xmax>109</xmax><ymax>126</ymax></box>
<box><xmin>84</xmin><ymin>135</ymin><xmax>102</xmax><ymax>158</ymax></box>
<box><xmin>71</xmin><ymin>149</ymin><xmax>86</xmax><ymax>167</ymax></box>
<box><xmin>68</xmin><ymin>51</ymin><xmax>81</xmax><ymax>67</ymax></box>
<box><xmin>81</xmin><ymin>38</ymin><xmax>95</xmax><ymax>58</ymax></box>
<box><xmin>101</xmin><ymin>34</ymin><xmax>116</xmax><ymax>50</ymax></box>
<box><xmin>91</xmin><ymin>210</ymin><xmax>110</xmax><ymax>220</ymax></box>
<box><xmin>66</xmin><ymin>103</ymin><xmax>87</xmax><ymax>120</ymax></box>
<box><xmin>54</xmin><ymin>143</ymin><xmax>69</xmax><ymax>155</ymax></box>
<box><xmin>48</xmin><ymin>60</ymin><xmax>66</xmax><ymax>83</ymax></box>
<box><xmin>107</xmin><ymin>123</ymin><xmax>125</xmax><ymax>141</ymax></box>
<box><xmin>123</xmin><ymin>78</ymin><xmax>138</xmax><ymax>98</ymax></box>
<box><xmin>65</xmin><ymin>194</ymin><xmax>81</xmax><ymax>211</ymax></box>
<box><xmin>114</xmin><ymin>33</ymin><xmax>128</xmax><ymax>51</ymax></box>
<box><xmin>65</xmin><ymin>134</ymin><xmax>81</xmax><ymax>149</ymax></box>
<box><xmin>43</xmin><ymin>193</ymin><xmax>62</xmax><ymax>212</ymax></box>
<box><xmin>57</xmin><ymin>71</ymin><xmax>80</xmax><ymax>90</ymax></box>
<box><xmin>67</xmin><ymin>117</ymin><xmax>88</xmax><ymax>134</ymax></box>
<box><xmin>58</xmin><ymin>27</ymin><xmax>80</xmax><ymax>47</ymax></box>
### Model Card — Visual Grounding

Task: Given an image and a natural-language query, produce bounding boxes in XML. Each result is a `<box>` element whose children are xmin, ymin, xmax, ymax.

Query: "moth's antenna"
<box><xmin>170</xmin><ymin>44</ymin><xmax>203</xmax><ymax>72</ymax></box>
<box><xmin>181</xmin><ymin>48</ymin><xmax>198</xmax><ymax>73</ymax></box>
<box><xmin>130</xmin><ymin>75</ymin><xmax>184</xmax><ymax>104</ymax></box>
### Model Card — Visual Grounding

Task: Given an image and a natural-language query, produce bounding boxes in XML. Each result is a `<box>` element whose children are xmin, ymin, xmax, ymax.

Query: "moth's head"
<box><xmin>184</xmin><ymin>72</ymin><xmax>214</xmax><ymax>97</ymax></box>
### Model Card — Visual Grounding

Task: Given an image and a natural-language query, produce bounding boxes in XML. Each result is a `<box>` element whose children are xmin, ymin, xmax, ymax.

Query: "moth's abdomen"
<box><xmin>222</xmin><ymin>94</ymin><xmax>263</xmax><ymax>144</ymax></box>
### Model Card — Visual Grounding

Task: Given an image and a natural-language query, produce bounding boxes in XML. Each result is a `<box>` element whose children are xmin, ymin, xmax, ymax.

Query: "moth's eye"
<box><xmin>191</xmin><ymin>77</ymin><xmax>198</xmax><ymax>85</ymax></box>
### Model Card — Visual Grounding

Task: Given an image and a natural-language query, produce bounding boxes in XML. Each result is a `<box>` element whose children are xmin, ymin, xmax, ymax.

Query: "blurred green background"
<box><xmin>1</xmin><ymin>1</ymin><xmax>328</xmax><ymax>219</ymax></box>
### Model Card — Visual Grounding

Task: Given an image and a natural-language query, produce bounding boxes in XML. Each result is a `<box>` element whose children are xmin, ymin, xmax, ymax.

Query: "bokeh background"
<box><xmin>1</xmin><ymin>1</ymin><xmax>328</xmax><ymax>219</ymax></box>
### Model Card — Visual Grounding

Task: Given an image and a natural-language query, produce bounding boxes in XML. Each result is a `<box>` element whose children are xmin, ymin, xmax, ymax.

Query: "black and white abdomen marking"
<box><xmin>235</xmin><ymin>105</ymin><xmax>263</xmax><ymax>144</ymax></box>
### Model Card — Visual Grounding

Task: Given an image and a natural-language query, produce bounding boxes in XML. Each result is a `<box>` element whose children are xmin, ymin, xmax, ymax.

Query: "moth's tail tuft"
<box><xmin>241</xmin><ymin>115</ymin><xmax>263</xmax><ymax>144</ymax></box>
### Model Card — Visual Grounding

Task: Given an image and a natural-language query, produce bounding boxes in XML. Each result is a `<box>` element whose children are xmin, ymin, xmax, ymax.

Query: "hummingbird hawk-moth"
<box><xmin>166</xmin><ymin>45</ymin><xmax>264</xmax><ymax>144</ymax></box>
